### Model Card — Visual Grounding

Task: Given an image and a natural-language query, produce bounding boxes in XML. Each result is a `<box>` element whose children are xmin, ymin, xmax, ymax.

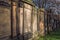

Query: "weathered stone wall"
<box><xmin>0</xmin><ymin>2</ymin><xmax>17</xmax><ymax>38</ymax></box>
<box><xmin>0</xmin><ymin>1</ymin><xmax>40</xmax><ymax>40</ymax></box>
<box><xmin>0</xmin><ymin>6</ymin><xmax>11</xmax><ymax>38</ymax></box>
<box><xmin>19</xmin><ymin>3</ymin><xmax>38</xmax><ymax>40</ymax></box>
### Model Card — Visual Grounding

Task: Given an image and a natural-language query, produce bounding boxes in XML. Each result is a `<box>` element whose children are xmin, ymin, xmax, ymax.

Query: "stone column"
<box><xmin>11</xmin><ymin>2</ymin><xmax>17</xmax><ymax>37</ymax></box>
<box><xmin>39</xmin><ymin>8</ymin><xmax>45</xmax><ymax>36</ymax></box>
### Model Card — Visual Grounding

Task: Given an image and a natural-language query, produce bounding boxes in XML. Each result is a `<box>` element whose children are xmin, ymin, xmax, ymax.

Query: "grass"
<box><xmin>39</xmin><ymin>29</ymin><xmax>60</xmax><ymax>40</ymax></box>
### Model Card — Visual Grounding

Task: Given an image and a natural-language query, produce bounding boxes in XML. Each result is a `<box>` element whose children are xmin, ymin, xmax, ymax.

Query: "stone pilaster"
<box><xmin>39</xmin><ymin>8</ymin><xmax>45</xmax><ymax>36</ymax></box>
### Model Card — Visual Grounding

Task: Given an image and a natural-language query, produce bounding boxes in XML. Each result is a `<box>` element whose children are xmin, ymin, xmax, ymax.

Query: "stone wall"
<box><xmin>0</xmin><ymin>6</ymin><xmax>11</xmax><ymax>38</ymax></box>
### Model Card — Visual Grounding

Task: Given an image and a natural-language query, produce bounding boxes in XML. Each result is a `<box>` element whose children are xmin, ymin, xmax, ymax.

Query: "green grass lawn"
<box><xmin>39</xmin><ymin>29</ymin><xmax>60</xmax><ymax>40</ymax></box>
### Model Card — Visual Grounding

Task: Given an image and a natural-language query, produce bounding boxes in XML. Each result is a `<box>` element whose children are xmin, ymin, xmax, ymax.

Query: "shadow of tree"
<box><xmin>16</xmin><ymin>32</ymin><xmax>33</xmax><ymax>40</ymax></box>
<box><xmin>44</xmin><ymin>29</ymin><xmax>60</xmax><ymax>40</ymax></box>
<box><xmin>0</xmin><ymin>32</ymin><xmax>33</xmax><ymax>40</ymax></box>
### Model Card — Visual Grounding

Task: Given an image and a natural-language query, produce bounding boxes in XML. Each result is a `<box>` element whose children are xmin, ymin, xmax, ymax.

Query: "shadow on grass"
<box><xmin>39</xmin><ymin>29</ymin><xmax>60</xmax><ymax>40</ymax></box>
